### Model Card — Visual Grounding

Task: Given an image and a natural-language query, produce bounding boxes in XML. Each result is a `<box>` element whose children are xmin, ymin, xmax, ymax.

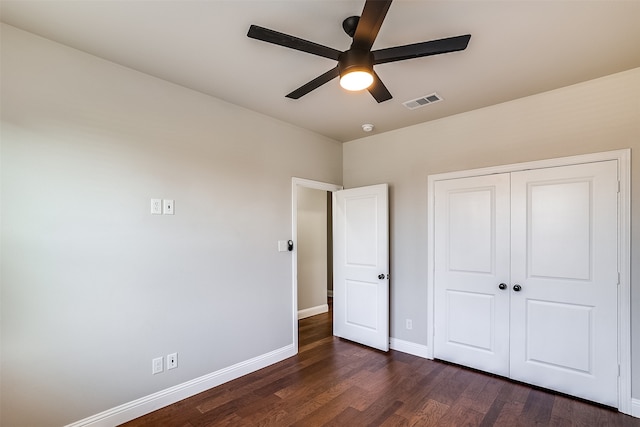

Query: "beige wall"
<box><xmin>0</xmin><ymin>24</ymin><xmax>342</xmax><ymax>426</ymax></box>
<box><xmin>296</xmin><ymin>187</ymin><xmax>328</xmax><ymax>314</ymax></box>
<box><xmin>343</xmin><ymin>67</ymin><xmax>640</xmax><ymax>399</ymax></box>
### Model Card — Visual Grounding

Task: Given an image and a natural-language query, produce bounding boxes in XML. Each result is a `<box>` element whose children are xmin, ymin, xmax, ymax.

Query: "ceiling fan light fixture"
<box><xmin>248</xmin><ymin>0</ymin><xmax>471</xmax><ymax>103</ymax></box>
<box><xmin>338</xmin><ymin>49</ymin><xmax>374</xmax><ymax>91</ymax></box>
<box><xmin>340</xmin><ymin>69</ymin><xmax>374</xmax><ymax>91</ymax></box>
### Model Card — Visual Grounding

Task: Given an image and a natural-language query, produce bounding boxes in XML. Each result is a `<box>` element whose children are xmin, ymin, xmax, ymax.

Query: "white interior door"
<box><xmin>434</xmin><ymin>174</ymin><xmax>511</xmax><ymax>376</ymax></box>
<box><xmin>333</xmin><ymin>184</ymin><xmax>389</xmax><ymax>351</ymax></box>
<box><xmin>510</xmin><ymin>160</ymin><xmax>619</xmax><ymax>406</ymax></box>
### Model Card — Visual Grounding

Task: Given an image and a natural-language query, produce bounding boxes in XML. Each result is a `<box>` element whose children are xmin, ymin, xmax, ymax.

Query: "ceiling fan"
<box><xmin>247</xmin><ymin>0</ymin><xmax>471</xmax><ymax>103</ymax></box>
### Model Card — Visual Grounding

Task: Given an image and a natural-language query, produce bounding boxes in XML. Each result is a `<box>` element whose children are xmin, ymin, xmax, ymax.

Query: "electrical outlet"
<box><xmin>152</xmin><ymin>357</ymin><xmax>163</xmax><ymax>375</ymax></box>
<box><xmin>151</xmin><ymin>199</ymin><xmax>162</xmax><ymax>215</ymax></box>
<box><xmin>167</xmin><ymin>352</ymin><xmax>178</xmax><ymax>370</ymax></box>
<box><xmin>163</xmin><ymin>199</ymin><xmax>174</xmax><ymax>215</ymax></box>
<box><xmin>406</xmin><ymin>319</ymin><xmax>413</xmax><ymax>330</ymax></box>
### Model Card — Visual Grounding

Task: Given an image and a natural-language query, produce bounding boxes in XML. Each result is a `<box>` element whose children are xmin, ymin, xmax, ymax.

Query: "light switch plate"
<box><xmin>163</xmin><ymin>199</ymin><xmax>174</xmax><ymax>215</ymax></box>
<box><xmin>167</xmin><ymin>352</ymin><xmax>178</xmax><ymax>370</ymax></box>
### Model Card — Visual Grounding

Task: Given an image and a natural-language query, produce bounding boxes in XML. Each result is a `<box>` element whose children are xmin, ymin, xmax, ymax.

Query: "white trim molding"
<box><xmin>427</xmin><ymin>149</ymin><xmax>632</xmax><ymax>416</ymax></box>
<box><xmin>65</xmin><ymin>345</ymin><xmax>296</xmax><ymax>427</ymax></box>
<box><xmin>631</xmin><ymin>399</ymin><xmax>640</xmax><ymax>418</ymax></box>
<box><xmin>298</xmin><ymin>304</ymin><xmax>329</xmax><ymax>320</ymax></box>
<box><xmin>390</xmin><ymin>338</ymin><xmax>430</xmax><ymax>359</ymax></box>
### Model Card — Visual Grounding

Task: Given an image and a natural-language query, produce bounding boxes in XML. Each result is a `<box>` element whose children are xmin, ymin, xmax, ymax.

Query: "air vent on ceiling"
<box><xmin>402</xmin><ymin>93</ymin><xmax>443</xmax><ymax>110</ymax></box>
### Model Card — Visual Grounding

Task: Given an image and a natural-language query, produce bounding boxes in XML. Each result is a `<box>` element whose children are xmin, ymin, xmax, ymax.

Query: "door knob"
<box><xmin>513</xmin><ymin>284</ymin><xmax>522</xmax><ymax>292</ymax></box>
<box><xmin>378</xmin><ymin>274</ymin><xmax>386</xmax><ymax>280</ymax></box>
<box><xmin>498</xmin><ymin>283</ymin><xmax>507</xmax><ymax>290</ymax></box>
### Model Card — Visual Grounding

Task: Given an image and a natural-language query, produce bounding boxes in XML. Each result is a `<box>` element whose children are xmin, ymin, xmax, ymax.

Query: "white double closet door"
<box><xmin>434</xmin><ymin>160</ymin><xmax>619</xmax><ymax>407</ymax></box>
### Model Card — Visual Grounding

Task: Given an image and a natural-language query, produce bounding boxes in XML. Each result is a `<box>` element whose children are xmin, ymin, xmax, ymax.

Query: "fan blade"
<box><xmin>286</xmin><ymin>67</ymin><xmax>340</xmax><ymax>99</ymax></box>
<box><xmin>351</xmin><ymin>0</ymin><xmax>393</xmax><ymax>52</ymax></box>
<box><xmin>248</xmin><ymin>25</ymin><xmax>341</xmax><ymax>61</ymax></box>
<box><xmin>373</xmin><ymin>34</ymin><xmax>471</xmax><ymax>65</ymax></box>
<box><xmin>367</xmin><ymin>71</ymin><xmax>392</xmax><ymax>103</ymax></box>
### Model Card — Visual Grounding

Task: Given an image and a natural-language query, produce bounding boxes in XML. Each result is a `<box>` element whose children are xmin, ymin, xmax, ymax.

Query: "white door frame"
<box><xmin>291</xmin><ymin>178</ymin><xmax>342</xmax><ymax>352</ymax></box>
<box><xmin>427</xmin><ymin>149</ymin><xmax>631</xmax><ymax>414</ymax></box>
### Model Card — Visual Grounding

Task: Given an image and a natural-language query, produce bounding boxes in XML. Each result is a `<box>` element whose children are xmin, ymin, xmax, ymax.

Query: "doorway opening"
<box><xmin>291</xmin><ymin>178</ymin><xmax>342</xmax><ymax>352</ymax></box>
<box><xmin>296</xmin><ymin>187</ymin><xmax>332</xmax><ymax>320</ymax></box>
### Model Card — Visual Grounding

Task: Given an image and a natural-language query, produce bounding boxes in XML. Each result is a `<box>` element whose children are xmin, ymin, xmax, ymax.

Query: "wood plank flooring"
<box><xmin>122</xmin><ymin>304</ymin><xmax>640</xmax><ymax>426</ymax></box>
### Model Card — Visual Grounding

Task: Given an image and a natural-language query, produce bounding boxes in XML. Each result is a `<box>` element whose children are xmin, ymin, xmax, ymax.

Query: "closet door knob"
<box><xmin>378</xmin><ymin>274</ymin><xmax>386</xmax><ymax>280</ymax></box>
<box><xmin>513</xmin><ymin>284</ymin><xmax>522</xmax><ymax>292</ymax></box>
<box><xmin>498</xmin><ymin>283</ymin><xmax>507</xmax><ymax>290</ymax></box>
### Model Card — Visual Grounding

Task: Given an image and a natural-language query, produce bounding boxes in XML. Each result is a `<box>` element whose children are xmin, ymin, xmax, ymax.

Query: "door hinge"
<box><xmin>617</xmin><ymin>272</ymin><xmax>621</xmax><ymax>285</ymax></box>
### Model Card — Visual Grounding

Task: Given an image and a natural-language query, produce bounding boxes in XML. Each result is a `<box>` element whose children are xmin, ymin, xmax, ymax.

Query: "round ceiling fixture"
<box><xmin>362</xmin><ymin>123</ymin><xmax>374</xmax><ymax>132</ymax></box>
<box><xmin>340</xmin><ymin>70</ymin><xmax>374</xmax><ymax>91</ymax></box>
<box><xmin>339</xmin><ymin>49</ymin><xmax>374</xmax><ymax>91</ymax></box>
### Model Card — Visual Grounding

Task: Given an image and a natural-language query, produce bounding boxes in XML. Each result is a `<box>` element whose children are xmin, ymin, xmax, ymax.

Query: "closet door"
<box><xmin>434</xmin><ymin>174</ymin><xmax>511</xmax><ymax>376</ymax></box>
<box><xmin>509</xmin><ymin>160</ymin><xmax>619</xmax><ymax>407</ymax></box>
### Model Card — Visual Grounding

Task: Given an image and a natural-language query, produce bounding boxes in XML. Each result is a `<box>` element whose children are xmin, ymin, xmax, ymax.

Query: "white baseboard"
<box><xmin>298</xmin><ymin>304</ymin><xmax>328</xmax><ymax>320</ymax></box>
<box><xmin>631</xmin><ymin>398</ymin><xmax>640</xmax><ymax>418</ymax></box>
<box><xmin>62</xmin><ymin>338</ymin><xmax>638</xmax><ymax>425</ymax></box>
<box><xmin>389</xmin><ymin>338</ymin><xmax>430</xmax><ymax>359</ymax></box>
<box><xmin>65</xmin><ymin>344</ymin><xmax>296</xmax><ymax>427</ymax></box>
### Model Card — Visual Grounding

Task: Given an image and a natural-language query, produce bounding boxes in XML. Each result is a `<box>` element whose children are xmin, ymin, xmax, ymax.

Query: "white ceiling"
<box><xmin>2</xmin><ymin>0</ymin><xmax>639</xmax><ymax>142</ymax></box>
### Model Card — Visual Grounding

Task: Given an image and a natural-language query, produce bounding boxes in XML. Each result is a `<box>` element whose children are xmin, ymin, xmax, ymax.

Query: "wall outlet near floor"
<box><xmin>405</xmin><ymin>319</ymin><xmax>413</xmax><ymax>330</ymax></box>
<box><xmin>167</xmin><ymin>352</ymin><xmax>178</xmax><ymax>370</ymax></box>
<box><xmin>152</xmin><ymin>356</ymin><xmax>163</xmax><ymax>374</ymax></box>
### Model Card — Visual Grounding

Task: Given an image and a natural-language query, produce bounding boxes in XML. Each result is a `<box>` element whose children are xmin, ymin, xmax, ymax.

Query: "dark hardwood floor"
<box><xmin>122</xmin><ymin>302</ymin><xmax>639</xmax><ymax>426</ymax></box>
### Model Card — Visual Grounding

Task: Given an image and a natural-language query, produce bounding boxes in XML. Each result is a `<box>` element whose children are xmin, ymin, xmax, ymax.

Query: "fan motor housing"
<box><xmin>338</xmin><ymin>49</ymin><xmax>374</xmax><ymax>75</ymax></box>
